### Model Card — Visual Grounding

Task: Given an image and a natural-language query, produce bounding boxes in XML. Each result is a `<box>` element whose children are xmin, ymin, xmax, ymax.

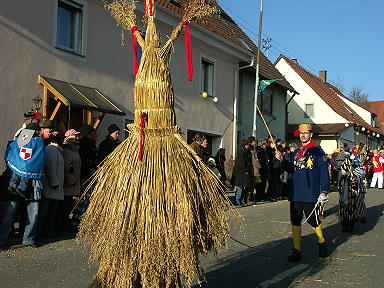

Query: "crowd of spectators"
<box><xmin>189</xmin><ymin>132</ymin><xmax>384</xmax><ymax>207</ymax></box>
<box><xmin>1</xmin><ymin>119</ymin><xmax>383</xmax><ymax>250</ymax></box>
<box><xmin>0</xmin><ymin>111</ymin><xmax>121</xmax><ymax>250</ymax></box>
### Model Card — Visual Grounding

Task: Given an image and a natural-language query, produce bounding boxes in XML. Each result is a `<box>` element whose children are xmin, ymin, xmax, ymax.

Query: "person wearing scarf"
<box><xmin>276</xmin><ymin>123</ymin><xmax>329</xmax><ymax>262</ymax></box>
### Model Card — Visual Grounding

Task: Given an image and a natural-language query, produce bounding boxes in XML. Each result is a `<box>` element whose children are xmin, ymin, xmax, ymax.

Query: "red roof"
<box><xmin>277</xmin><ymin>54</ymin><xmax>383</xmax><ymax>135</ymax></box>
<box><xmin>359</xmin><ymin>101</ymin><xmax>384</xmax><ymax>130</ymax></box>
<box><xmin>155</xmin><ymin>0</ymin><xmax>295</xmax><ymax>92</ymax></box>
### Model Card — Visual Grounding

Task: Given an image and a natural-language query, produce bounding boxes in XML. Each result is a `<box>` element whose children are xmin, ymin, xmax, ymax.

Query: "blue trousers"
<box><xmin>0</xmin><ymin>200</ymin><xmax>39</xmax><ymax>246</ymax></box>
<box><xmin>235</xmin><ymin>186</ymin><xmax>246</xmax><ymax>205</ymax></box>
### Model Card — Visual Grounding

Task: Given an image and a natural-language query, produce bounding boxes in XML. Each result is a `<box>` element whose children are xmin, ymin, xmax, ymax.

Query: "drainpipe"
<box><xmin>227</xmin><ymin>57</ymin><xmax>255</xmax><ymax>156</ymax></box>
<box><xmin>285</xmin><ymin>92</ymin><xmax>298</xmax><ymax>141</ymax></box>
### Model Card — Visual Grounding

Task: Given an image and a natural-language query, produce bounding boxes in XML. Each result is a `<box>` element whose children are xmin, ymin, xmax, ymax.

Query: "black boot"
<box><xmin>318</xmin><ymin>241</ymin><xmax>327</xmax><ymax>258</ymax></box>
<box><xmin>288</xmin><ymin>249</ymin><xmax>302</xmax><ymax>262</ymax></box>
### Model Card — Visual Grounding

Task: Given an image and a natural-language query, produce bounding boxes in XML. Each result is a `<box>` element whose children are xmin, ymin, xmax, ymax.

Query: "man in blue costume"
<box><xmin>277</xmin><ymin>123</ymin><xmax>329</xmax><ymax>262</ymax></box>
<box><xmin>0</xmin><ymin>122</ymin><xmax>45</xmax><ymax>248</ymax></box>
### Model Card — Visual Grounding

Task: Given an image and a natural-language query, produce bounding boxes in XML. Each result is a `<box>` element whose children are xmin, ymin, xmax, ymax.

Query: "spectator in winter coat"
<box><xmin>189</xmin><ymin>133</ymin><xmax>203</xmax><ymax>158</ymax></box>
<box><xmin>79</xmin><ymin>125</ymin><xmax>99</xmax><ymax>182</ymax></box>
<box><xmin>201</xmin><ymin>138</ymin><xmax>211</xmax><ymax>164</ymax></box>
<box><xmin>214</xmin><ymin>148</ymin><xmax>227</xmax><ymax>183</ymax></box>
<box><xmin>98</xmin><ymin>124</ymin><xmax>121</xmax><ymax>161</ymax></box>
<box><xmin>207</xmin><ymin>157</ymin><xmax>221</xmax><ymax>178</ymax></box>
<box><xmin>231</xmin><ymin>139</ymin><xmax>253</xmax><ymax>206</ymax></box>
<box><xmin>39</xmin><ymin>130</ymin><xmax>65</xmax><ymax>239</ymax></box>
<box><xmin>40</xmin><ymin>119</ymin><xmax>54</xmax><ymax>140</ymax></box>
<box><xmin>61</xmin><ymin>129</ymin><xmax>82</xmax><ymax>232</ymax></box>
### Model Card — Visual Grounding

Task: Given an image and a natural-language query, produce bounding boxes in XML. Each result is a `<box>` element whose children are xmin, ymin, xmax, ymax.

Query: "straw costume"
<box><xmin>77</xmin><ymin>1</ymin><xmax>233</xmax><ymax>287</ymax></box>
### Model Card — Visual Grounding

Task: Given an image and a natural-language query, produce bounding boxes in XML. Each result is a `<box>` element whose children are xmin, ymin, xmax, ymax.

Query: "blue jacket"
<box><xmin>288</xmin><ymin>145</ymin><xmax>329</xmax><ymax>203</ymax></box>
<box><xmin>6</xmin><ymin>136</ymin><xmax>45</xmax><ymax>179</ymax></box>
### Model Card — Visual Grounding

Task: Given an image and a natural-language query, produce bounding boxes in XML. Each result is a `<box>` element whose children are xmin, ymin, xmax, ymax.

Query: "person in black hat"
<box><xmin>78</xmin><ymin>124</ymin><xmax>98</xmax><ymax>182</ymax></box>
<box><xmin>98</xmin><ymin>124</ymin><xmax>121</xmax><ymax>161</ymax></box>
<box><xmin>38</xmin><ymin>129</ymin><xmax>65</xmax><ymax>239</ymax></box>
<box><xmin>13</xmin><ymin>111</ymin><xmax>40</xmax><ymax>140</ymax></box>
<box><xmin>40</xmin><ymin>119</ymin><xmax>54</xmax><ymax>140</ymax></box>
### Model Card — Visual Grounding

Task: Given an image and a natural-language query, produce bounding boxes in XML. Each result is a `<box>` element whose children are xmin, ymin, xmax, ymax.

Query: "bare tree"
<box><xmin>349</xmin><ymin>86</ymin><xmax>369</xmax><ymax>102</ymax></box>
<box><xmin>330</xmin><ymin>76</ymin><xmax>345</xmax><ymax>93</ymax></box>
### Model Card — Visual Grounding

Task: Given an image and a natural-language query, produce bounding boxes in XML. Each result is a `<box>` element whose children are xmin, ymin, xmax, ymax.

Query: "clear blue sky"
<box><xmin>219</xmin><ymin>0</ymin><xmax>384</xmax><ymax>101</ymax></box>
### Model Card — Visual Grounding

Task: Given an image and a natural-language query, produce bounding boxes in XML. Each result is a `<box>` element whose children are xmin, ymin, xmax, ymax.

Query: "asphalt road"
<box><xmin>1</xmin><ymin>188</ymin><xmax>383</xmax><ymax>288</ymax></box>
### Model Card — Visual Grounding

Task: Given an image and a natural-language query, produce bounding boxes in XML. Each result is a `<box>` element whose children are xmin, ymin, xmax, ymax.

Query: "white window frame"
<box><xmin>200</xmin><ymin>55</ymin><xmax>216</xmax><ymax>97</ymax></box>
<box><xmin>53</xmin><ymin>0</ymin><xmax>87</xmax><ymax>57</ymax></box>
<box><xmin>304</xmin><ymin>103</ymin><xmax>314</xmax><ymax>118</ymax></box>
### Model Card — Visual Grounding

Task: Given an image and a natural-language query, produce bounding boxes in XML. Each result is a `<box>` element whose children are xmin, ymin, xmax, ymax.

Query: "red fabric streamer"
<box><xmin>131</xmin><ymin>26</ymin><xmax>139</xmax><ymax>78</ymax></box>
<box><xmin>143</xmin><ymin>0</ymin><xmax>146</xmax><ymax>15</ymax></box>
<box><xmin>149</xmin><ymin>0</ymin><xmax>153</xmax><ymax>16</ymax></box>
<box><xmin>295</xmin><ymin>139</ymin><xmax>317</xmax><ymax>160</ymax></box>
<box><xmin>138</xmin><ymin>112</ymin><xmax>146</xmax><ymax>161</ymax></box>
<box><xmin>181</xmin><ymin>20</ymin><xmax>193</xmax><ymax>81</ymax></box>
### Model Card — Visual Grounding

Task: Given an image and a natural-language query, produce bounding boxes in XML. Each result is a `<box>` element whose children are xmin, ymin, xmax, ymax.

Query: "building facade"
<box><xmin>0</xmin><ymin>0</ymin><xmax>268</xmax><ymax>167</ymax></box>
<box><xmin>275</xmin><ymin>55</ymin><xmax>383</xmax><ymax>154</ymax></box>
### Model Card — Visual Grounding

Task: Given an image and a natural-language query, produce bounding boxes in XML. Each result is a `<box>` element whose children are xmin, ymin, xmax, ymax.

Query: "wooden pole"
<box><xmin>49</xmin><ymin>101</ymin><xmax>62</xmax><ymax>121</ymax></box>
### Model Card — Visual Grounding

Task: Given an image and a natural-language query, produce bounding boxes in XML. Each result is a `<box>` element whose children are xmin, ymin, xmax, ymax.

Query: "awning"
<box><xmin>38</xmin><ymin>75</ymin><xmax>126</xmax><ymax>116</ymax></box>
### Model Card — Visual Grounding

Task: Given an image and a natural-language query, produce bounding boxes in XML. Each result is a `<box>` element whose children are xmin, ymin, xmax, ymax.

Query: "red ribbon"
<box><xmin>131</xmin><ymin>26</ymin><xmax>139</xmax><ymax>78</ymax></box>
<box><xmin>144</xmin><ymin>0</ymin><xmax>153</xmax><ymax>16</ymax></box>
<box><xmin>181</xmin><ymin>20</ymin><xmax>193</xmax><ymax>82</ymax></box>
<box><xmin>149</xmin><ymin>0</ymin><xmax>153</xmax><ymax>16</ymax></box>
<box><xmin>143</xmin><ymin>0</ymin><xmax>146</xmax><ymax>15</ymax></box>
<box><xmin>138</xmin><ymin>112</ymin><xmax>146</xmax><ymax>161</ymax></box>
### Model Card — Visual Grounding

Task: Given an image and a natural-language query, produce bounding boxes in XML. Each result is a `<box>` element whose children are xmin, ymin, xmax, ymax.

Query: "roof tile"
<box><xmin>279</xmin><ymin>55</ymin><xmax>383</xmax><ymax>135</ymax></box>
<box><xmin>155</xmin><ymin>0</ymin><xmax>295</xmax><ymax>91</ymax></box>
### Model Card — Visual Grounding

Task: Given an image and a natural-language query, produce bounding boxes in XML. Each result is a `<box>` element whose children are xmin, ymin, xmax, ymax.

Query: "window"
<box><xmin>304</xmin><ymin>103</ymin><xmax>314</xmax><ymax>118</ymax></box>
<box><xmin>260</xmin><ymin>90</ymin><xmax>272</xmax><ymax>114</ymax></box>
<box><xmin>201</xmin><ymin>57</ymin><xmax>215</xmax><ymax>96</ymax></box>
<box><xmin>56</xmin><ymin>0</ymin><xmax>84</xmax><ymax>54</ymax></box>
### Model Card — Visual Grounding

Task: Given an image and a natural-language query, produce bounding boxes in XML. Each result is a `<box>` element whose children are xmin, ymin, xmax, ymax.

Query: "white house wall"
<box><xmin>238</xmin><ymin>71</ymin><xmax>287</xmax><ymax>142</ymax></box>
<box><xmin>319</xmin><ymin>139</ymin><xmax>337</xmax><ymax>155</ymax></box>
<box><xmin>0</xmin><ymin>0</ymin><xmax>249</xmax><ymax>168</ymax></box>
<box><xmin>338</xmin><ymin>95</ymin><xmax>372</xmax><ymax>125</ymax></box>
<box><xmin>276</xmin><ymin>60</ymin><xmax>348</xmax><ymax>124</ymax></box>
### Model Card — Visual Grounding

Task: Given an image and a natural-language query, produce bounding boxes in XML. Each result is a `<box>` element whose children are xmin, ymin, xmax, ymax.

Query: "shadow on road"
<box><xmin>194</xmin><ymin>203</ymin><xmax>384</xmax><ymax>288</ymax></box>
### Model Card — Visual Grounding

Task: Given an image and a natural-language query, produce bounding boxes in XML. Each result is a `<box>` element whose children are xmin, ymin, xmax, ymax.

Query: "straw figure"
<box><xmin>77</xmin><ymin>1</ymin><xmax>235</xmax><ymax>287</ymax></box>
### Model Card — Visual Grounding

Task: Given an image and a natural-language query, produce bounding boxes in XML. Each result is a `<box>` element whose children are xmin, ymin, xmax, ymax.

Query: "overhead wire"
<box><xmin>219</xmin><ymin>2</ymin><xmax>321</xmax><ymax>75</ymax></box>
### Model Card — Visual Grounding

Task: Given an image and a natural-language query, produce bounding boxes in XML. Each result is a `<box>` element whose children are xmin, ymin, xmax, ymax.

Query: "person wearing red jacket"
<box><xmin>370</xmin><ymin>149</ymin><xmax>384</xmax><ymax>189</ymax></box>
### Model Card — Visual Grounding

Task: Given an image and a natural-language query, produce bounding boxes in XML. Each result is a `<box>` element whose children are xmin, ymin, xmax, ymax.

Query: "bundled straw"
<box><xmin>78</xmin><ymin>1</ymin><xmax>235</xmax><ymax>287</ymax></box>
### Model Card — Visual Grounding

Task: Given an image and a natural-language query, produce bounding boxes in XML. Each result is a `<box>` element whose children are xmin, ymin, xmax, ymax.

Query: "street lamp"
<box><xmin>32</xmin><ymin>94</ymin><xmax>43</xmax><ymax>112</ymax></box>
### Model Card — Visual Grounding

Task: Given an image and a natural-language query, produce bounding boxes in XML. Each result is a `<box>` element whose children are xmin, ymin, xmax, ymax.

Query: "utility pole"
<box><xmin>252</xmin><ymin>0</ymin><xmax>264</xmax><ymax>138</ymax></box>
<box><xmin>262</xmin><ymin>38</ymin><xmax>272</xmax><ymax>59</ymax></box>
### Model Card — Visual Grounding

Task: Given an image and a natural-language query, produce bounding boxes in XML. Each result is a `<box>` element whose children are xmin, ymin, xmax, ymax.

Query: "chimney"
<box><xmin>319</xmin><ymin>70</ymin><xmax>327</xmax><ymax>82</ymax></box>
<box><xmin>292</xmin><ymin>58</ymin><xmax>298</xmax><ymax>64</ymax></box>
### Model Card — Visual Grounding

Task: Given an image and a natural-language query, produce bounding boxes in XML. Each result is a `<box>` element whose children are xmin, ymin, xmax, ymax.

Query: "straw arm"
<box><xmin>159</xmin><ymin>22</ymin><xmax>184</xmax><ymax>60</ymax></box>
<box><xmin>132</xmin><ymin>29</ymin><xmax>145</xmax><ymax>47</ymax></box>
